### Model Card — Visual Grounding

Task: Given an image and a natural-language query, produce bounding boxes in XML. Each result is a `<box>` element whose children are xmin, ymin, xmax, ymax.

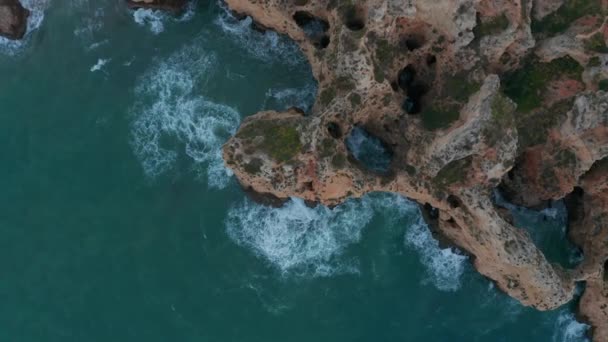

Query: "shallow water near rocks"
<box><xmin>0</xmin><ymin>1</ymin><xmax>589</xmax><ymax>341</ymax></box>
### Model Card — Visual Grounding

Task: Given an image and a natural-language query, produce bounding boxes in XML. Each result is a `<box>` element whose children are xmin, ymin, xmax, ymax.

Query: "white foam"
<box><xmin>130</xmin><ymin>40</ymin><xmax>240</xmax><ymax>188</ymax></box>
<box><xmin>214</xmin><ymin>2</ymin><xmax>306</xmax><ymax>68</ymax></box>
<box><xmin>262</xmin><ymin>84</ymin><xmax>317</xmax><ymax>113</ymax></box>
<box><xmin>87</xmin><ymin>39</ymin><xmax>109</xmax><ymax>51</ymax></box>
<box><xmin>0</xmin><ymin>0</ymin><xmax>49</xmax><ymax>56</ymax></box>
<box><xmin>552</xmin><ymin>311</ymin><xmax>589</xmax><ymax>342</ymax></box>
<box><xmin>133</xmin><ymin>8</ymin><xmax>166</xmax><ymax>35</ymax></box>
<box><xmin>90</xmin><ymin>58</ymin><xmax>110</xmax><ymax>72</ymax></box>
<box><xmin>131</xmin><ymin>1</ymin><xmax>196</xmax><ymax>35</ymax></box>
<box><xmin>225</xmin><ymin>192</ymin><xmax>464</xmax><ymax>282</ymax></box>
<box><xmin>404</xmin><ymin>215</ymin><xmax>468</xmax><ymax>291</ymax></box>
<box><xmin>226</xmin><ymin>197</ymin><xmax>376</xmax><ymax>277</ymax></box>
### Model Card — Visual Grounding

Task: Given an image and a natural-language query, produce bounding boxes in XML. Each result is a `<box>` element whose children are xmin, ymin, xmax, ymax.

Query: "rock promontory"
<box><xmin>221</xmin><ymin>0</ymin><xmax>608</xmax><ymax>340</ymax></box>
<box><xmin>0</xmin><ymin>0</ymin><xmax>29</xmax><ymax>40</ymax></box>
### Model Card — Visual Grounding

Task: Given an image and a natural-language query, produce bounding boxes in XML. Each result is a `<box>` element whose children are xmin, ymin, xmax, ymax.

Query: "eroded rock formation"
<box><xmin>221</xmin><ymin>0</ymin><xmax>608</xmax><ymax>339</ymax></box>
<box><xmin>0</xmin><ymin>0</ymin><xmax>29</xmax><ymax>40</ymax></box>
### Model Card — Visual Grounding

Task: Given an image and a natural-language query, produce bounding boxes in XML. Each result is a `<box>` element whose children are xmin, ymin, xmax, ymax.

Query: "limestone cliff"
<box><xmin>0</xmin><ymin>0</ymin><xmax>29</xmax><ymax>40</ymax></box>
<box><xmin>220</xmin><ymin>0</ymin><xmax>608</xmax><ymax>339</ymax></box>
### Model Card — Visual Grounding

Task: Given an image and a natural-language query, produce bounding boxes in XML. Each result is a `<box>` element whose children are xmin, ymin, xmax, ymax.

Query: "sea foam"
<box><xmin>404</xmin><ymin>215</ymin><xmax>468</xmax><ymax>291</ymax></box>
<box><xmin>131</xmin><ymin>1</ymin><xmax>196</xmax><ymax>35</ymax></box>
<box><xmin>226</xmin><ymin>197</ymin><xmax>375</xmax><ymax>277</ymax></box>
<box><xmin>0</xmin><ymin>0</ymin><xmax>49</xmax><ymax>56</ymax></box>
<box><xmin>214</xmin><ymin>2</ymin><xmax>306</xmax><ymax>68</ymax></box>
<box><xmin>552</xmin><ymin>311</ymin><xmax>589</xmax><ymax>342</ymax></box>
<box><xmin>226</xmin><ymin>192</ymin><xmax>468</xmax><ymax>287</ymax></box>
<box><xmin>130</xmin><ymin>39</ymin><xmax>240</xmax><ymax>188</ymax></box>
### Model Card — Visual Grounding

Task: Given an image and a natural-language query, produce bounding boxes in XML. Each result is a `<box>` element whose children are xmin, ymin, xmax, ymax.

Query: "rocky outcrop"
<box><xmin>221</xmin><ymin>0</ymin><xmax>608</xmax><ymax>339</ymax></box>
<box><xmin>0</xmin><ymin>0</ymin><xmax>29</xmax><ymax>40</ymax></box>
<box><xmin>125</xmin><ymin>0</ymin><xmax>188</xmax><ymax>13</ymax></box>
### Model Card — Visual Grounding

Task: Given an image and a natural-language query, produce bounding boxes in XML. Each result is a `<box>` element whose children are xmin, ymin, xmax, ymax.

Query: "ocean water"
<box><xmin>0</xmin><ymin>1</ymin><xmax>589</xmax><ymax>341</ymax></box>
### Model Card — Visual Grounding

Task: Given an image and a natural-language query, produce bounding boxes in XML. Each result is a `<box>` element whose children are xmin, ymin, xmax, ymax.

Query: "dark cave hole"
<box><xmin>447</xmin><ymin>195</ymin><xmax>461</xmax><ymax>209</ymax></box>
<box><xmin>401</xmin><ymin>83</ymin><xmax>428</xmax><ymax>115</ymax></box>
<box><xmin>397</xmin><ymin>65</ymin><xmax>416</xmax><ymax>91</ymax></box>
<box><xmin>327</xmin><ymin>122</ymin><xmax>342</xmax><ymax>139</ymax></box>
<box><xmin>423</xmin><ymin>203</ymin><xmax>440</xmax><ymax>220</ymax></box>
<box><xmin>403</xmin><ymin>36</ymin><xmax>423</xmax><ymax>51</ymax></box>
<box><xmin>342</xmin><ymin>5</ymin><xmax>366</xmax><ymax>31</ymax></box>
<box><xmin>507</xmin><ymin>168</ymin><xmax>514</xmax><ymax>180</ymax></box>
<box><xmin>426</xmin><ymin>54</ymin><xmax>437</xmax><ymax>65</ymax></box>
<box><xmin>293</xmin><ymin>11</ymin><xmax>331</xmax><ymax>49</ymax></box>
<box><xmin>396</xmin><ymin>65</ymin><xmax>428</xmax><ymax>115</ymax></box>
<box><xmin>604</xmin><ymin>259</ymin><xmax>608</xmax><ymax>281</ymax></box>
<box><xmin>345</xmin><ymin>126</ymin><xmax>392</xmax><ymax>174</ymax></box>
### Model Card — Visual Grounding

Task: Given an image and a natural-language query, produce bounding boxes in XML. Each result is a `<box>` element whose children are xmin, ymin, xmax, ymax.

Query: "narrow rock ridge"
<box><xmin>220</xmin><ymin>0</ymin><xmax>607</xmax><ymax>339</ymax></box>
<box><xmin>0</xmin><ymin>0</ymin><xmax>29</xmax><ymax>40</ymax></box>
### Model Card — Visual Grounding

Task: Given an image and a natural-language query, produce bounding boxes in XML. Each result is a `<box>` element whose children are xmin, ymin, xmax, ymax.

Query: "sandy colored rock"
<box><xmin>222</xmin><ymin>0</ymin><xmax>608</xmax><ymax>339</ymax></box>
<box><xmin>0</xmin><ymin>0</ymin><xmax>29</xmax><ymax>40</ymax></box>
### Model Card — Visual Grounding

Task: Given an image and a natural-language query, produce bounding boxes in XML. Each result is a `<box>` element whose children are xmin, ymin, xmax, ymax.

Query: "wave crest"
<box><xmin>130</xmin><ymin>40</ymin><xmax>240</xmax><ymax>188</ymax></box>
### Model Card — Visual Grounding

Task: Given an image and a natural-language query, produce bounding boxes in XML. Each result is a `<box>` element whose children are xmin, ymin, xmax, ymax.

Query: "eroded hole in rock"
<box><xmin>402</xmin><ymin>83</ymin><xmax>428</xmax><ymax>115</ymax></box>
<box><xmin>293</xmin><ymin>11</ymin><xmax>330</xmax><ymax>49</ymax></box>
<box><xmin>327</xmin><ymin>122</ymin><xmax>342</xmax><ymax>139</ymax></box>
<box><xmin>426</xmin><ymin>54</ymin><xmax>437</xmax><ymax>65</ymax></box>
<box><xmin>345</xmin><ymin>126</ymin><xmax>392</xmax><ymax>174</ymax></box>
<box><xmin>341</xmin><ymin>5</ymin><xmax>365</xmax><ymax>31</ymax></box>
<box><xmin>396</xmin><ymin>65</ymin><xmax>428</xmax><ymax>115</ymax></box>
<box><xmin>604</xmin><ymin>259</ymin><xmax>608</xmax><ymax>281</ymax></box>
<box><xmin>397</xmin><ymin>65</ymin><xmax>416</xmax><ymax>91</ymax></box>
<box><xmin>423</xmin><ymin>203</ymin><xmax>440</xmax><ymax>220</ymax></box>
<box><xmin>402</xmin><ymin>35</ymin><xmax>424</xmax><ymax>51</ymax></box>
<box><xmin>447</xmin><ymin>195</ymin><xmax>461</xmax><ymax>208</ymax></box>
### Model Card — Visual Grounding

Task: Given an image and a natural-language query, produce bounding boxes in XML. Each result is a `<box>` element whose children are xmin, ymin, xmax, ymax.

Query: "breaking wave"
<box><xmin>226</xmin><ymin>197</ymin><xmax>374</xmax><ymax>277</ymax></box>
<box><xmin>552</xmin><ymin>311</ymin><xmax>589</xmax><ymax>342</ymax></box>
<box><xmin>404</xmin><ymin>215</ymin><xmax>468</xmax><ymax>291</ymax></box>
<box><xmin>130</xmin><ymin>38</ymin><xmax>240</xmax><ymax>188</ymax></box>
<box><xmin>214</xmin><ymin>2</ymin><xmax>306</xmax><ymax>67</ymax></box>
<box><xmin>226</xmin><ymin>192</ymin><xmax>468</xmax><ymax>287</ymax></box>
<box><xmin>131</xmin><ymin>1</ymin><xmax>196</xmax><ymax>35</ymax></box>
<box><xmin>0</xmin><ymin>0</ymin><xmax>49</xmax><ymax>56</ymax></box>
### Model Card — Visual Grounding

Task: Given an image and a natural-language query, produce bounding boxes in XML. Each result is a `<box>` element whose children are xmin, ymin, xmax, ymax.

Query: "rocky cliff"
<box><xmin>221</xmin><ymin>0</ymin><xmax>608</xmax><ymax>340</ymax></box>
<box><xmin>0</xmin><ymin>0</ymin><xmax>29</xmax><ymax>40</ymax></box>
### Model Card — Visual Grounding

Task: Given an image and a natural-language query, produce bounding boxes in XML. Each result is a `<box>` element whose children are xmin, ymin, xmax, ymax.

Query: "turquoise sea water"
<box><xmin>0</xmin><ymin>1</ymin><xmax>590</xmax><ymax>341</ymax></box>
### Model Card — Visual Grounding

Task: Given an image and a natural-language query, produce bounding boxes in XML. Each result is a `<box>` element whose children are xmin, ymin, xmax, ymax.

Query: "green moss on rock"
<box><xmin>320</xmin><ymin>87</ymin><xmax>337</xmax><ymax>106</ymax></box>
<box><xmin>483</xmin><ymin>93</ymin><xmax>516</xmax><ymax>146</ymax></box>
<box><xmin>585</xmin><ymin>33</ymin><xmax>608</xmax><ymax>53</ymax></box>
<box><xmin>237</xmin><ymin>120</ymin><xmax>302</xmax><ymax>162</ymax></box>
<box><xmin>433</xmin><ymin>156</ymin><xmax>473</xmax><ymax>190</ymax></box>
<box><xmin>420</xmin><ymin>103</ymin><xmax>461</xmax><ymax>131</ymax></box>
<box><xmin>531</xmin><ymin>0</ymin><xmax>602</xmax><ymax>35</ymax></box>
<box><xmin>502</xmin><ymin>56</ymin><xmax>582</xmax><ymax>113</ymax></box>
<box><xmin>474</xmin><ymin>14</ymin><xmax>509</xmax><ymax>37</ymax></box>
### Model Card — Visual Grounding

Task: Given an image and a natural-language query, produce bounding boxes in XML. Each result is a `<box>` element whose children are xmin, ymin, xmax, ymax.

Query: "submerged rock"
<box><xmin>0</xmin><ymin>0</ymin><xmax>29</xmax><ymax>40</ymax></box>
<box><xmin>125</xmin><ymin>0</ymin><xmax>188</xmax><ymax>13</ymax></box>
